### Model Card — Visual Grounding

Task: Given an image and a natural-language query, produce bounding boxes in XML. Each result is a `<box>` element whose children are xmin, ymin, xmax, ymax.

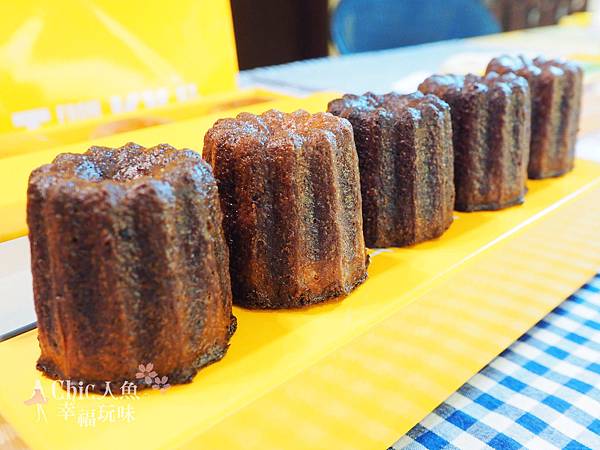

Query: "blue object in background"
<box><xmin>331</xmin><ymin>0</ymin><xmax>501</xmax><ymax>54</ymax></box>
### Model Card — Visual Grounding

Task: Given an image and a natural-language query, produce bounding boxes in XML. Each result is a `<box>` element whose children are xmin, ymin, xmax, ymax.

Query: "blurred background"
<box><xmin>231</xmin><ymin>0</ymin><xmax>591</xmax><ymax>69</ymax></box>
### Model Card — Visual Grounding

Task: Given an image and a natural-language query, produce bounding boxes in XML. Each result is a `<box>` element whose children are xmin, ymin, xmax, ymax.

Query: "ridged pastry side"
<box><xmin>328</xmin><ymin>92</ymin><xmax>454</xmax><ymax>247</ymax></box>
<box><xmin>487</xmin><ymin>55</ymin><xmax>583</xmax><ymax>179</ymax></box>
<box><xmin>204</xmin><ymin>110</ymin><xmax>369</xmax><ymax>309</ymax></box>
<box><xmin>419</xmin><ymin>73</ymin><xmax>531</xmax><ymax>212</ymax></box>
<box><xmin>27</xmin><ymin>143</ymin><xmax>235</xmax><ymax>389</ymax></box>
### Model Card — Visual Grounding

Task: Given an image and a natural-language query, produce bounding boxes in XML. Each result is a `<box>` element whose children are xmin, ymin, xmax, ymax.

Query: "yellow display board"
<box><xmin>0</xmin><ymin>0</ymin><xmax>238</xmax><ymax>133</ymax></box>
<box><xmin>1</xmin><ymin>157</ymin><xmax>600</xmax><ymax>449</ymax></box>
<box><xmin>0</xmin><ymin>88</ymin><xmax>289</xmax><ymax>159</ymax></box>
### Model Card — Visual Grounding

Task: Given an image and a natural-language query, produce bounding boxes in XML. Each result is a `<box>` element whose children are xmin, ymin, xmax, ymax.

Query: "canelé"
<box><xmin>487</xmin><ymin>55</ymin><xmax>583</xmax><ymax>179</ymax></box>
<box><xmin>28</xmin><ymin>143</ymin><xmax>235</xmax><ymax>389</ymax></box>
<box><xmin>204</xmin><ymin>110</ymin><xmax>369</xmax><ymax>309</ymax></box>
<box><xmin>328</xmin><ymin>91</ymin><xmax>455</xmax><ymax>247</ymax></box>
<box><xmin>419</xmin><ymin>73</ymin><xmax>531</xmax><ymax>211</ymax></box>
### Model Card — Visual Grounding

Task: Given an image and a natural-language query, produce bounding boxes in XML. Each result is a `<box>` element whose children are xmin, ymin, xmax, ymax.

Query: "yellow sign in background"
<box><xmin>0</xmin><ymin>0</ymin><xmax>238</xmax><ymax>133</ymax></box>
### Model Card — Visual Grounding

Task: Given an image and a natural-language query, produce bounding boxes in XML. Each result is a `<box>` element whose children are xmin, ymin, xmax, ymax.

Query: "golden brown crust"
<box><xmin>204</xmin><ymin>110</ymin><xmax>369</xmax><ymax>309</ymax></box>
<box><xmin>419</xmin><ymin>73</ymin><xmax>531</xmax><ymax>212</ymax></box>
<box><xmin>28</xmin><ymin>143</ymin><xmax>235</xmax><ymax>390</ymax></box>
<box><xmin>328</xmin><ymin>91</ymin><xmax>455</xmax><ymax>247</ymax></box>
<box><xmin>486</xmin><ymin>55</ymin><xmax>583</xmax><ymax>179</ymax></box>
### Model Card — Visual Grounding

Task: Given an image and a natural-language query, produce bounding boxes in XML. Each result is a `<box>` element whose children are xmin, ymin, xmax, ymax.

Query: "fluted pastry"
<box><xmin>28</xmin><ymin>143</ymin><xmax>236</xmax><ymax>389</ymax></box>
<box><xmin>204</xmin><ymin>110</ymin><xmax>369</xmax><ymax>309</ymax></box>
<box><xmin>419</xmin><ymin>72</ymin><xmax>531</xmax><ymax>212</ymax></box>
<box><xmin>487</xmin><ymin>55</ymin><xmax>583</xmax><ymax>179</ymax></box>
<box><xmin>328</xmin><ymin>91</ymin><xmax>455</xmax><ymax>247</ymax></box>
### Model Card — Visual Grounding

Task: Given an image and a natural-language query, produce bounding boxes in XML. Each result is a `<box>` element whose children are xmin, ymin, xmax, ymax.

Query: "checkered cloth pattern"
<box><xmin>392</xmin><ymin>275</ymin><xmax>600</xmax><ymax>450</ymax></box>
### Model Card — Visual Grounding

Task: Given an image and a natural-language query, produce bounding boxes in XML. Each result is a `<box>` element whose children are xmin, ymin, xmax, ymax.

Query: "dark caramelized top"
<box><xmin>32</xmin><ymin>143</ymin><xmax>202</xmax><ymax>184</ymax></box>
<box><xmin>204</xmin><ymin>109</ymin><xmax>353</xmax><ymax>153</ymax></box>
<box><xmin>328</xmin><ymin>91</ymin><xmax>449</xmax><ymax>122</ymax></box>
<box><xmin>487</xmin><ymin>55</ymin><xmax>583</xmax><ymax>81</ymax></box>
<box><xmin>419</xmin><ymin>72</ymin><xmax>529</xmax><ymax>99</ymax></box>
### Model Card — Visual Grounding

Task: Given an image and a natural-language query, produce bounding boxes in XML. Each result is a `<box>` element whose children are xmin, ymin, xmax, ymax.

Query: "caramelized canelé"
<box><xmin>204</xmin><ymin>110</ymin><xmax>369</xmax><ymax>309</ymax></box>
<box><xmin>28</xmin><ymin>143</ymin><xmax>236</xmax><ymax>389</ymax></box>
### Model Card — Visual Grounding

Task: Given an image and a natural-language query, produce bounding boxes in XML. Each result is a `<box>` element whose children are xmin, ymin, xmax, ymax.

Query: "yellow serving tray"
<box><xmin>1</xmin><ymin>93</ymin><xmax>600</xmax><ymax>450</ymax></box>
<box><xmin>1</xmin><ymin>162</ymin><xmax>599</xmax><ymax>450</ymax></box>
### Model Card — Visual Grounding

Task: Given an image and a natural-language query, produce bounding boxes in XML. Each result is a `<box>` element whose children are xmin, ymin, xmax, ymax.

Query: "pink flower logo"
<box><xmin>152</xmin><ymin>376</ymin><xmax>171</xmax><ymax>393</ymax></box>
<box><xmin>135</xmin><ymin>363</ymin><xmax>157</xmax><ymax>385</ymax></box>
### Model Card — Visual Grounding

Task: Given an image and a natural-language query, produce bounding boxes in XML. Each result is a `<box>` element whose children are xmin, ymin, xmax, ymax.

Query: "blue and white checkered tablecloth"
<box><xmin>392</xmin><ymin>275</ymin><xmax>600</xmax><ymax>450</ymax></box>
